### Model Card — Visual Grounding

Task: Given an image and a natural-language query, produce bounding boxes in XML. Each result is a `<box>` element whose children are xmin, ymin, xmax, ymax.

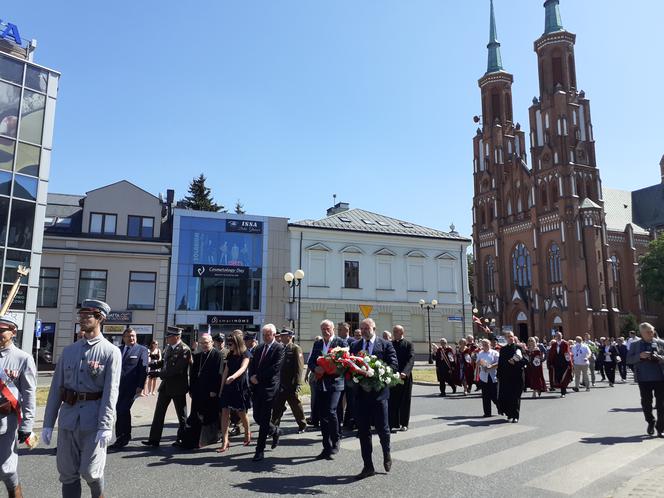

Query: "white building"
<box><xmin>289</xmin><ymin>203</ymin><xmax>472</xmax><ymax>353</ymax></box>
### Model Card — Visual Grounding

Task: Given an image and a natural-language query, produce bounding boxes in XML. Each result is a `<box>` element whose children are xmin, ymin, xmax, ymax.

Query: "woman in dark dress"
<box><xmin>217</xmin><ymin>329</ymin><xmax>252</xmax><ymax>452</ymax></box>
<box><xmin>146</xmin><ymin>341</ymin><xmax>161</xmax><ymax>396</ymax></box>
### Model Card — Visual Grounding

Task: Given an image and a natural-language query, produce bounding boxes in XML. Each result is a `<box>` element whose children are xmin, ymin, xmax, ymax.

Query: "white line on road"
<box><xmin>449</xmin><ymin>430</ymin><xmax>591</xmax><ymax>476</ymax></box>
<box><xmin>391</xmin><ymin>423</ymin><xmax>534</xmax><ymax>462</ymax></box>
<box><xmin>525</xmin><ymin>437</ymin><xmax>664</xmax><ymax>495</ymax></box>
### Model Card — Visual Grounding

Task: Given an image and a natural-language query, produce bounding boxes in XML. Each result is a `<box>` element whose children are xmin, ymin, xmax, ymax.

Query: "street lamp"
<box><xmin>419</xmin><ymin>299</ymin><xmax>438</xmax><ymax>364</ymax></box>
<box><xmin>284</xmin><ymin>269</ymin><xmax>305</xmax><ymax>341</ymax></box>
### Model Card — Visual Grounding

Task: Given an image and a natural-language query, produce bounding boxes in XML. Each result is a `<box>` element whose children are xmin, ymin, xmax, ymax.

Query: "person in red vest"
<box><xmin>525</xmin><ymin>337</ymin><xmax>547</xmax><ymax>397</ymax></box>
<box><xmin>547</xmin><ymin>332</ymin><xmax>573</xmax><ymax>397</ymax></box>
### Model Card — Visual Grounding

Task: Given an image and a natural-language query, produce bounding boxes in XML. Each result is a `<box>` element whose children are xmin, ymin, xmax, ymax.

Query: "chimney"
<box><xmin>326</xmin><ymin>202</ymin><xmax>349</xmax><ymax>216</ymax></box>
<box><xmin>660</xmin><ymin>154</ymin><xmax>664</xmax><ymax>184</ymax></box>
<box><xmin>166</xmin><ymin>189</ymin><xmax>175</xmax><ymax>204</ymax></box>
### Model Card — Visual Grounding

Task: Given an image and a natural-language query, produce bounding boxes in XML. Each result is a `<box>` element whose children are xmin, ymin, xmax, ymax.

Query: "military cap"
<box><xmin>279</xmin><ymin>328</ymin><xmax>294</xmax><ymax>337</ymax></box>
<box><xmin>243</xmin><ymin>332</ymin><xmax>257</xmax><ymax>341</ymax></box>
<box><xmin>212</xmin><ymin>333</ymin><xmax>225</xmax><ymax>343</ymax></box>
<box><xmin>80</xmin><ymin>299</ymin><xmax>111</xmax><ymax>317</ymax></box>
<box><xmin>0</xmin><ymin>315</ymin><xmax>18</xmax><ymax>329</ymax></box>
<box><xmin>166</xmin><ymin>326</ymin><xmax>183</xmax><ymax>337</ymax></box>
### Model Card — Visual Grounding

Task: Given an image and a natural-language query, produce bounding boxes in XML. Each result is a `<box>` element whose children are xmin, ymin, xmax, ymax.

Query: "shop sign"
<box><xmin>226</xmin><ymin>219</ymin><xmax>263</xmax><ymax>234</ymax></box>
<box><xmin>207</xmin><ymin>315</ymin><xmax>254</xmax><ymax>325</ymax></box>
<box><xmin>106</xmin><ymin>311</ymin><xmax>133</xmax><ymax>323</ymax></box>
<box><xmin>0</xmin><ymin>20</ymin><xmax>22</xmax><ymax>46</ymax></box>
<box><xmin>193</xmin><ymin>265</ymin><xmax>249</xmax><ymax>278</ymax></box>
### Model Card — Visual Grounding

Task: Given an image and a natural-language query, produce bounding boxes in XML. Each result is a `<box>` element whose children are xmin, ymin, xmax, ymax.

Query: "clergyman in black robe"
<box><xmin>497</xmin><ymin>332</ymin><xmax>528</xmax><ymax>423</ymax></box>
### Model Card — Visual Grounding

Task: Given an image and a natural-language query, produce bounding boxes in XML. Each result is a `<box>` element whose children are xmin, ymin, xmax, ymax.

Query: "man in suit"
<box><xmin>389</xmin><ymin>325</ymin><xmax>415</xmax><ymax>432</ymax></box>
<box><xmin>248</xmin><ymin>323</ymin><xmax>285</xmax><ymax>461</ymax></box>
<box><xmin>350</xmin><ymin>318</ymin><xmax>398</xmax><ymax>480</ymax></box>
<box><xmin>308</xmin><ymin>320</ymin><xmax>347</xmax><ymax>460</ymax></box>
<box><xmin>109</xmin><ymin>327</ymin><xmax>148</xmax><ymax>450</ymax></box>
<box><xmin>142</xmin><ymin>326</ymin><xmax>192</xmax><ymax>448</ymax></box>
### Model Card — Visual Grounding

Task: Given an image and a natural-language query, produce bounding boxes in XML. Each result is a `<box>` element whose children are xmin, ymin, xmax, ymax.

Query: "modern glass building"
<box><xmin>0</xmin><ymin>22</ymin><xmax>60</xmax><ymax>351</ymax></box>
<box><xmin>168</xmin><ymin>209</ymin><xmax>290</xmax><ymax>344</ymax></box>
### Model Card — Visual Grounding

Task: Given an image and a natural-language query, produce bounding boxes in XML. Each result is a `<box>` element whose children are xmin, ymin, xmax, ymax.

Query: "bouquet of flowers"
<box><xmin>314</xmin><ymin>347</ymin><xmax>403</xmax><ymax>392</ymax></box>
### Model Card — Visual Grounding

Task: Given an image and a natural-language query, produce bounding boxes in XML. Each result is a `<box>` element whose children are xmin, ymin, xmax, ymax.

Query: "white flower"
<box><xmin>353</xmin><ymin>376</ymin><xmax>360</xmax><ymax>383</ymax></box>
<box><xmin>386</xmin><ymin>377</ymin><xmax>392</xmax><ymax>384</ymax></box>
<box><xmin>366</xmin><ymin>368</ymin><xmax>375</xmax><ymax>378</ymax></box>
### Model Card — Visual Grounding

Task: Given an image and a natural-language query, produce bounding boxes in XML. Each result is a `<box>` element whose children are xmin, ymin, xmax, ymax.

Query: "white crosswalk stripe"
<box><xmin>525</xmin><ymin>437</ymin><xmax>664</xmax><ymax>495</ymax></box>
<box><xmin>391</xmin><ymin>423</ymin><xmax>534</xmax><ymax>462</ymax></box>
<box><xmin>449</xmin><ymin>430</ymin><xmax>592</xmax><ymax>476</ymax></box>
<box><xmin>341</xmin><ymin>417</ymin><xmax>475</xmax><ymax>451</ymax></box>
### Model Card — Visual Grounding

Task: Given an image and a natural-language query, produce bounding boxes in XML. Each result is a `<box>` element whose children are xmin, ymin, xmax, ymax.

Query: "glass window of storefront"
<box><xmin>128</xmin><ymin>271</ymin><xmax>156</xmax><ymax>310</ymax></box>
<box><xmin>175</xmin><ymin>216</ymin><xmax>263</xmax><ymax>313</ymax></box>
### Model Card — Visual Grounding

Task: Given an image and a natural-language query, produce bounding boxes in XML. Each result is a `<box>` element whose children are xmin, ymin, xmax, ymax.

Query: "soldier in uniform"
<box><xmin>0</xmin><ymin>315</ymin><xmax>36</xmax><ymax>498</ymax></box>
<box><xmin>271</xmin><ymin>328</ymin><xmax>307</xmax><ymax>433</ymax></box>
<box><xmin>42</xmin><ymin>300</ymin><xmax>121</xmax><ymax>498</ymax></box>
<box><xmin>141</xmin><ymin>326</ymin><xmax>191</xmax><ymax>448</ymax></box>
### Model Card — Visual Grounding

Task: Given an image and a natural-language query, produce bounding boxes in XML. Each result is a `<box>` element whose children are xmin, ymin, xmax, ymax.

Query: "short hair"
<box><xmin>361</xmin><ymin>318</ymin><xmax>376</xmax><ymax>329</ymax></box>
<box><xmin>262</xmin><ymin>323</ymin><xmax>277</xmax><ymax>335</ymax></box>
<box><xmin>480</xmin><ymin>338</ymin><xmax>490</xmax><ymax>347</ymax></box>
<box><xmin>640</xmin><ymin>323</ymin><xmax>655</xmax><ymax>334</ymax></box>
<box><xmin>320</xmin><ymin>319</ymin><xmax>334</xmax><ymax>329</ymax></box>
<box><xmin>393</xmin><ymin>325</ymin><xmax>405</xmax><ymax>334</ymax></box>
<box><xmin>123</xmin><ymin>327</ymin><xmax>135</xmax><ymax>336</ymax></box>
<box><xmin>338</xmin><ymin>322</ymin><xmax>350</xmax><ymax>330</ymax></box>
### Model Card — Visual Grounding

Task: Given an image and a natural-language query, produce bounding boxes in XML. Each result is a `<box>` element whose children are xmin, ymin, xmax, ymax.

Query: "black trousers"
<box><xmin>252</xmin><ymin>391</ymin><xmax>277</xmax><ymax>453</ymax></box>
<box><xmin>618</xmin><ymin>361</ymin><xmax>627</xmax><ymax>381</ymax></box>
<box><xmin>356</xmin><ymin>394</ymin><xmax>390</xmax><ymax>470</ymax></box>
<box><xmin>389</xmin><ymin>375</ymin><xmax>413</xmax><ymax>428</ymax></box>
<box><xmin>148</xmin><ymin>391</ymin><xmax>187</xmax><ymax>443</ymax></box>
<box><xmin>317</xmin><ymin>390</ymin><xmax>342</xmax><ymax>454</ymax></box>
<box><xmin>605</xmin><ymin>362</ymin><xmax>616</xmax><ymax>384</ymax></box>
<box><xmin>480</xmin><ymin>378</ymin><xmax>498</xmax><ymax>416</ymax></box>
<box><xmin>115</xmin><ymin>390</ymin><xmax>137</xmax><ymax>441</ymax></box>
<box><xmin>638</xmin><ymin>381</ymin><xmax>664</xmax><ymax>432</ymax></box>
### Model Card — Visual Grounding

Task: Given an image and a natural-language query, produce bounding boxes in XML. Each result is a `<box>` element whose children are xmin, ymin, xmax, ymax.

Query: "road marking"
<box><xmin>341</xmin><ymin>418</ymin><xmax>476</xmax><ymax>450</ymax></box>
<box><xmin>526</xmin><ymin>437</ymin><xmax>664</xmax><ymax>495</ymax></box>
<box><xmin>391</xmin><ymin>423</ymin><xmax>534</xmax><ymax>462</ymax></box>
<box><xmin>450</xmin><ymin>431</ymin><xmax>591</xmax><ymax>476</ymax></box>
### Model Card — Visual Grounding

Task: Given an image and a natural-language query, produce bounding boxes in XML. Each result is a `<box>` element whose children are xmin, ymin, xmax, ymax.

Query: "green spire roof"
<box><xmin>486</xmin><ymin>0</ymin><xmax>504</xmax><ymax>74</ymax></box>
<box><xmin>544</xmin><ymin>0</ymin><xmax>564</xmax><ymax>34</ymax></box>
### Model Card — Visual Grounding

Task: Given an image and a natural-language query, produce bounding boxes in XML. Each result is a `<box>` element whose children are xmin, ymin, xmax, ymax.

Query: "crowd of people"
<box><xmin>0</xmin><ymin>298</ymin><xmax>662</xmax><ymax>498</ymax></box>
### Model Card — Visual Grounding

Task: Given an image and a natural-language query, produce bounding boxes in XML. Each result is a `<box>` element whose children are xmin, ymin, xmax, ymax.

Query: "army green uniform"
<box><xmin>271</xmin><ymin>342</ymin><xmax>307</xmax><ymax>430</ymax></box>
<box><xmin>147</xmin><ymin>341</ymin><xmax>191</xmax><ymax>444</ymax></box>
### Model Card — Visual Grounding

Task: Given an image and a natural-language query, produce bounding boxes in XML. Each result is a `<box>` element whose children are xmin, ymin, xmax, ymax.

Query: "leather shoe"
<box><xmin>252</xmin><ymin>451</ymin><xmax>264</xmax><ymax>462</ymax></box>
<box><xmin>647</xmin><ymin>421</ymin><xmax>656</xmax><ymax>436</ymax></box>
<box><xmin>315</xmin><ymin>451</ymin><xmax>333</xmax><ymax>460</ymax></box>
<box><xmin>330</xmin><ymin>445</ymin><xmax>340</xmax><ymax>455</ymax></box>
<box><xmin>354</xmin><ymin>467</ymin><xmax>376</xmax><ymax>480</ymax></box>
<box><xmin>108</xmin><ymin>439</ymin><xmax>128</xmax><ymax>451</ymax></box>
<box><xmin>171</xmin><ymin>440</ymin><xmax>184</xmax><ymax>448</ymax></box>
<box><xmin>271</xmin><ymin>430</ymin><xmax>280</xmax><ymax>449</ymax></box>
<box><xmin>400</xmin><ymin>426</ymin><xmax>408</xmax><ymax>432</ymax></box>
<box><xmin>384</xmin><ymin>453</ymin><xmax>392</xmax><ymax>472</ymax></box>
<box><xmin>140</xmin><ymin>440</ymin><xmax>159</xmax><ymax>448</ymax></box>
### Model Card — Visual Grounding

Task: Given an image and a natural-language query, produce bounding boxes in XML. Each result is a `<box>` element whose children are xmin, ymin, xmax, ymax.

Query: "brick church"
<box><xmin>471</xmin><ymin>0</ymin><xmax>661</xmax><ymax>341</ymax></box>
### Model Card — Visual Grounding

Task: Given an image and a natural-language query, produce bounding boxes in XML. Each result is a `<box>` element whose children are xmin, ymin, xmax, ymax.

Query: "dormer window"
<box><xmin>89</xmin><ymin>213</ymin><xmax>116</xmax><ymax>235</ymax></box>
<box><xmin>128</xmin><ymin>215</ymin><xmax>154</xmax><ymax>238</ymax></box>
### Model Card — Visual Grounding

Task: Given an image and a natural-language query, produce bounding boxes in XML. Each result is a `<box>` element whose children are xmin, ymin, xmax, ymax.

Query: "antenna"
<box><xmin>333</xmin><ymin>193</ymin><xmax>337</xmax><ymax>205</ymax></box>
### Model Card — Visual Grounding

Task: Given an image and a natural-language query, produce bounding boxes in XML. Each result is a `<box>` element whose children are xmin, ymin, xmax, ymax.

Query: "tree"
<box><xmin>620</xmin><ymin>313</ymin><xmax>639</xmax><ymax>338</ymax></box>
<box><xmin>234</xmin><ymin>200</ymin><xmax>246</xmax><ymax>215</ymax></box>
<box><xmin>639</xmin><ymin>234</ymin><xmax>664</xmax><ymax>306</ymax></box>
<box><xmin>179</xmin><ymin>174</ymin><xmax>223</xmax><ymax>212</ymax></box>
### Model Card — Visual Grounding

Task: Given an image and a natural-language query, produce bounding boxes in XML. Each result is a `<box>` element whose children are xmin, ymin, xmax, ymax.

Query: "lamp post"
<box><xmin>419</xmin><ymin>299</ymin><xmax>438</xmax><ymax>364</ymax></box>
<box><xmin>284</xmin><ymin>269</ymin><xmax>305</xmax><ymax>342</ymax></box>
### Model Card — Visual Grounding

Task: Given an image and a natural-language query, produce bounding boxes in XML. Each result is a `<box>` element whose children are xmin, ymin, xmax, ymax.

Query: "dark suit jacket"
<box><xmin>392</xmin><ymin>339</ymin><xmax>416</xmax><ymax>376</ymax></box>
<box><xmin>307</xmin><ymin>337</ymin><xmax>347</xmax><ymax>392</ymax></box>
<box><xmin>350</xmin><ymin>336</ymin><xmax>398</xmax><ymax>401</ymax></box>
<box><xmin>248</xmin><ymin>341</ymin><xmax>285</xmax><ymax>398</ymax></box>
<box><xmin>159</xmin><ymin>341</ymin><xmax>191</xmax><ymax>396</ymax></box>
<box><xmin>119</xmin><ymin>344</ymin><xmax>149</xmax><ymax>394</ymax></box>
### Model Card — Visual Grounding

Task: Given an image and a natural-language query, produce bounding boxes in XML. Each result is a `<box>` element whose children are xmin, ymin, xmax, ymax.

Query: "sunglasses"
<box><xmin>77</xmin><ymin>311</ymin><xmax>102</xmax><ymax>319</ymax></box>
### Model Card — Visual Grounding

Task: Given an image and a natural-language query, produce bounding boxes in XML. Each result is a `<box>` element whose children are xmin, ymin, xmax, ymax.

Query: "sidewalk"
<box><xmin>611</xmin><ymin>466</ymin><xmax>664</xmax><ymax>498</ymax></box>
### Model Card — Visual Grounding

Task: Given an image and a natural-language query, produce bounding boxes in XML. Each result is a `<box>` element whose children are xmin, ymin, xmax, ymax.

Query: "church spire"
<box><xmin>544</xmin><ymin>0</ymin><xmax>564</xmax><ymax>34</ymax></box>
<box><xmin>486</xmin><ymin>0</ymin><xmax>504</xmax><ymax>74</ymax></box>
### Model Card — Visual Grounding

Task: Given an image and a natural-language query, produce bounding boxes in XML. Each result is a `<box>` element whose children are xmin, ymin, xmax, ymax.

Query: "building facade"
<box><xmin>39</xmin><ymin>181</ymin><xmax>172</xmax><ymax>361</ymax></box>
<box><xmin>471</xmin><ymin>0</ymin><xmax>658</xmax><ymax>341</ymax></box>
<box><xmin>167</xmin><ymin>209</ymin><xmax>289</xmax><ymax>343</ymax></box>
<box><xmin>0</xmin><ymin>20</ymin><xmax>59</xmax><ymax>352</ymax></box>
<box><xmin>290</xmin><ymin>203</ymin><xmax>472</xmax><ymax>353</ymax></box>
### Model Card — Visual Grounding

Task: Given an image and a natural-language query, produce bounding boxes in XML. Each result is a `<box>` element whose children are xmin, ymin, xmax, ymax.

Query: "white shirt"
<box><xmin>322</xmin><ymin>337</ymin><xmax>334</xmax><ymax>355</ymax></box>
<box><xmin>626</xmin><ymin>337</ymin><xmax>636</xmax><ymax>351</ymax></box>
<box><xmin>477</xmin><ymin>349</ymin><xmax>499</xmax><ymax>383</ymax></box>
<box><xmin>572</xmin><ymin>343</ymin><xmax>590</xmax><ymax>365</ymax></box>
<box><xmin>362</xmin><ymin>336</ymin><xmax>376</xmax><ymax>355</ymax></box>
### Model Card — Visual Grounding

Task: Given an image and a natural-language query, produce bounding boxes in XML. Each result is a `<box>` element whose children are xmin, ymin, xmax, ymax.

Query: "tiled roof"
<box><xmin>632</xmin><ymin>183</ymin><xmax>664</xmax><ymax>231</ymax></box>
<box><xmin>603</xmin><ymin>188</ymin><xmax>649</xmax><ymax>235</ymax></box>
<box><xmin>290</xmin><ymin>208</ymin><xmax>470</xmax><ymax>241</ymax></box>
<box><xmin>46</xmin><ymin>193</ymin><xmax>83</xmax><ymax>218</ymax></box>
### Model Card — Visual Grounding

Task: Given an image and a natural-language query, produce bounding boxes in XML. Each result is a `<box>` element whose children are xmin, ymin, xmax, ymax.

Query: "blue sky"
<box><xmin>4</xmin><ymin>1</ymin><xmax>663</xmax><ymax>238</ymax></box>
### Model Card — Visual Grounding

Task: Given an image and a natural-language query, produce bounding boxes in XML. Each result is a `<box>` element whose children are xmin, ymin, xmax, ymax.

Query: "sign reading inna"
<box><xmin>226</xmin><ymin>219</ymin><xmax>263</xmax><ymax>234</ymax></box>
<box><xmin>0</xmin><ymin>20</ymin><xmax>22</xmax><ymax>46</ymax></box>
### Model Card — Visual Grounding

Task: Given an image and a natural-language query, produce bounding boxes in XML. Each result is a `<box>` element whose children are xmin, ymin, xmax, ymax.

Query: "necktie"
<box><xmin>260</xmin><ymin>345</ymin><xmax>269</xmax><ymax>365</ymax></box>
<box><xmin>122</xmin><ymin>346</ymin><xmax>129</xmax><ymax>360</ymax></box>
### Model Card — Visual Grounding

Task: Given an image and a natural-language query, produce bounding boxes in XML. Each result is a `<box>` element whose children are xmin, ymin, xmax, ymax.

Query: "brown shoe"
<box><xmin>9</xmin><ymin>484</ymin><xmax>23</xmax><ymax>498</ymax></box>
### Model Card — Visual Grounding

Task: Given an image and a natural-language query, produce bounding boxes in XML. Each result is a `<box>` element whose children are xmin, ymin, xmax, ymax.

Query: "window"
<box><xmin>89</xmin><ymin>213</ymin><xmax>117</xmax><ymax>235</ymax></box>
<box><xmin>345</xmin><ymin>312</ymin><xmax>360</xmax><ymax>332</ymax></box>
<box><xmin>128</xmin><ymin>272</ymin><xmax>156</xmax><ymax>310</ymax></box>
<box><xmin>127</xmin><ymin>216</ymin><xmax>154</xmax><ymax>238</ymax></box>
<box><xmin>552</xmin><ymin>56</ymin><xmax>564</xmax><ymax>87</ymax></box>
<box><xmin>19</xmin><ymin>90</ymin><xmax>46</xmax><ymax>144</ymax></box>
<box><xmin>548</xmin><ymin>243</ymin><xmax>562</xmax><ymax>283</ymax></box>
<box><xmin>38</xmin><ymin>267</ymin><xmax>59</xmax><ymax>307</ymax></box>
<box><xmin>611</xmin><ymin>256</ymin><xmax>622</xmax><ymax>309</ymax></box>
<box><xmin>485</xmin><ymin>256</ymin><xmax>495</xmax><ymax>292</ymax></box>
<box><xmin>512</xmin><ymin>243</ymin><xmax>532</xmax><ymax>289</ymax></box>
<box><xmin>344</xmin><ymin>261</ymin><xmax>359</xmax><ymax>289</ymax></box>
<box><xmin>7</xmin><ymin>199</ymin><xmax>34</xmax><ymax>249</ymax></box>
<box><xmin>78</xmin><ymin>270</ymin><xmax>107</xmax><ymax>305</ymax></box>
<box><xmin>198</xmin><ymin>276</ymin><xmax>260</xmax><ymax>312</ymax></box>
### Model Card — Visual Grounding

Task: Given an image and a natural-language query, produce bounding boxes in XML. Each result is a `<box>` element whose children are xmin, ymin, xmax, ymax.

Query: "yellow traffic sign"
<box><xmin>359</xmin><ymin>305</ymin><xmax>373</xmax><ymax>318</ymax></box>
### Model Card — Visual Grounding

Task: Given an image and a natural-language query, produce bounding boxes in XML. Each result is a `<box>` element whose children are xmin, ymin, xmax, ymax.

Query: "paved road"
<box><xmin>17</xmin><ymin>376</ymin><xmax>664</xmax><ymax>497</ymax></box>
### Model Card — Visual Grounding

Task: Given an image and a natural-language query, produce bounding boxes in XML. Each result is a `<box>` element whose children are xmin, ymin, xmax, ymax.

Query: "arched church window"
<box><xmin>485</xmin><ymin>256</ymin><xmax>495</xmax><ymax>293</ymax></box>
<box><xmin>512</xmin><ymin>243</ymin><xmax>532</xmax><ymax>289</ymax></box>
<box><xmin>611</xmin><ymin>255</ymin><xmax>622</xmax><ymax>309</ymax></box>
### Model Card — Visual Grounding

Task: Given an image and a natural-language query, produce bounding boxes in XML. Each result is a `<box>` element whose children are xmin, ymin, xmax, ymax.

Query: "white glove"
<box><xmin>42</xmin><ymin>428</ymin><xmax>53</xmax><ymax>446</ymax></box>
<box><xmin>95</xmin><ymin>430</ymin><xmax>113</xmax><ymax>448</ymax></box>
